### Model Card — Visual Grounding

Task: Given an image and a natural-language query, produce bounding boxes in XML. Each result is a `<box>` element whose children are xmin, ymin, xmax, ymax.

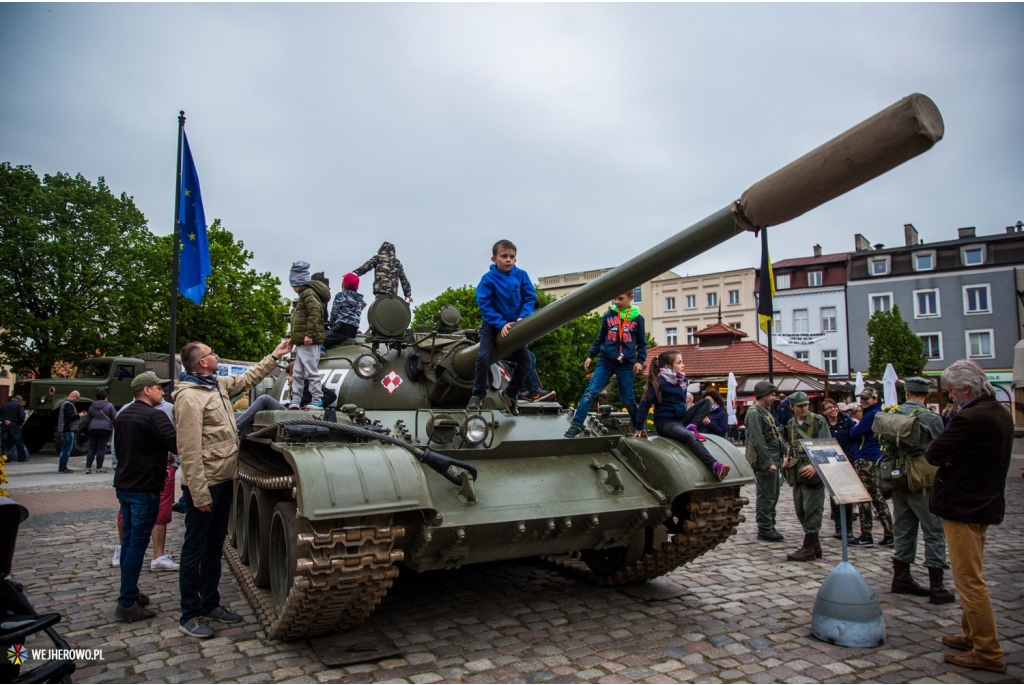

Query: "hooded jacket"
<box><xmin>353</xmin><ymin>242</ymin><xmax>412</xmax><ymax>298</ymax></box>
<box><xmin>476</xmin><ymin>264</ymin><xmax>536</xmax><ymax>330</ymax></box>
<box><xmin>588</xmin><ymin>305</ymin><xmax>647</xmax><ymax>367</ymax></box>
<box><xmin>171</xmin><ymin>354</ymin><xmax>279</xmax><ymax>508</ymax></box>
<box><xmin>850</xmin><ymin>402</ymin><xmax>883</xmax><ymax>461</ymax></box>
<box><xmin>290</xmin><ymin>279</ymin><xmax>331</xmax><ymax>344</ymax></box>
<box><xmin>85</xmin><ymin>399</ymin><xmax>118</xmax><ymax>433</ymax></box>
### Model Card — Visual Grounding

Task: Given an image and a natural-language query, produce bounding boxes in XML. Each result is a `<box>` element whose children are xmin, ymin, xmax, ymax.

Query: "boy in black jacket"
<box><xmin>112</xmin><ymin>373</ymin><xmax>177</xmax><ymax>622</ymax></box>
<box><xmin>565</xmin><ymin>290</ymin><xmax>647</xmax><ymax>438</ymax></box>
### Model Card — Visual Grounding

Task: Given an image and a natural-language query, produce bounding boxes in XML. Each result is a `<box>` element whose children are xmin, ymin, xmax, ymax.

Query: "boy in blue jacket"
<box><xmin>564</xmin><ymin>289</ymin><xmax>647</xmax><ymax>438</ymax></box>
<box><xmin>468</xmin><ymin>240</ymin><xmax>536</xmax><ymax>415</ymax></box>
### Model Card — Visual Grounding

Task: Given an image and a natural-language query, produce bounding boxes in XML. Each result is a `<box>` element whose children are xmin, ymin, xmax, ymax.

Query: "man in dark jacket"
<box><xmin>926</xmin><ymin>360</ymin><xmax>1012</xmax><ymax>674</ymax></box>
<box><xmin>112</xmin><ymin>373</ymin><xmax>177</xmax><ymax>622</ymax></box>
<box><xmin>1</xmin><ymin>395</ymin><xmax>29</xmax><ymax>462</ymax></box>
<box><xmin>55</xmin><ymin>390</ymin><xmax>84</xmax><ymax>473</ymax></box>
<box><xmin>849</xmin><ymin>388</ymin><xmax>894</xmax><ymax>547</ymax></box>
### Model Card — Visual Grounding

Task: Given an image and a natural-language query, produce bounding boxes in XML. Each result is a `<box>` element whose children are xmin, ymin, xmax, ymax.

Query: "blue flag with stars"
<box><xmin>178</xmin><ymin>132</ymin><xmax>211</xmax><ymax>304</ymax></box>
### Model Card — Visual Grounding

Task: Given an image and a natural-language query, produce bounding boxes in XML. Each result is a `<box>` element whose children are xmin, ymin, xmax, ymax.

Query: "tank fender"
<box><xmin>279</xmin><ymin>443</ymin><xmax>437</xmax><ymax>521</ymax></box>
<box><xmin>614</xmin><ymin>435</ymin><xmax>754</xmax><ymax>502</ymax></box>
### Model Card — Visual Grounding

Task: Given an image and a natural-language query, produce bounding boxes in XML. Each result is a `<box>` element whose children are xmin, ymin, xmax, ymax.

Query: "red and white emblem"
<box><xmin>381</xmin><ymin>370</ymin><xmax>403</xmax><ymax>394</ymax></box>
<box><xmin>498</xmin><ymin>366</ymin><xmax>511</xmax><ymax>382</ymax></box>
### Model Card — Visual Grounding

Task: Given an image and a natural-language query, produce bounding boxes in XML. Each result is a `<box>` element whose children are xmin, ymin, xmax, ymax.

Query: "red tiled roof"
<box><xmin>772</xmin><ymin>252</ymin><xmax>849</xmax><ymax>269</ymax></box>
<box><xmin>644</xmin><ymin>342</ymin><xmax>828</xmax><ymax>377</ymax></box>
<box><xmin>694</xmin><ymin>322</ymin><xmax>747</xmax><ymax>339</ymax></box>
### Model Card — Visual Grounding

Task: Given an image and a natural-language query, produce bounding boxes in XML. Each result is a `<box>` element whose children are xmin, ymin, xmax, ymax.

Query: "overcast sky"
<box><xmin>2</xmin><ymin>3</ymin><xmax>1022</xmax><ymax>305</ymax></box>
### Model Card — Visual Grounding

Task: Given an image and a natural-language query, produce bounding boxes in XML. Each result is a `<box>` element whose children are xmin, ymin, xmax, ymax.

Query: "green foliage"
<box><xmin>867</xmin><ymin>304</ymin><xmax>925</xmax><ymax>377</ymax></box>
<box><xmin>412</xmin><ymin>285</ymin><xmax>481</xmax><ymax>329</ymax></box>
<box><xmin>0</xmin><ymin>163</ymin><xmax>155</xmax><ymax>377</ymax></box>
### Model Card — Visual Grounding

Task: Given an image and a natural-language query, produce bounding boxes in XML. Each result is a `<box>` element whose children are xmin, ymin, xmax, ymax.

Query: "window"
<box><xmin>728</xmin><ymin>289</ymin><xmax>740</xmax><ymax>305</ymax></box>
<box><xmin>870</xmin><ymin>293</ymin><xmax>892</xmax><ymax>314</ymax></box>
<box><xmin>966</xmin><ymin>330</ymin><xmax>994</xmax><ymax>358</ymax></box>
<box><xmin>685</xmin><ymin>326</ymin><xmax>698</xmax><ymax>344</ymax></box>
<box><xmin>707</xmin><ymin>292</ymin><xmax>718</xmax><ymax>308</ymax></box>
<box><xmin>869</xmin><ymin>257</ymin><xmax>890</xmax><ymax>276</ymax></box>
<box><xmin>665</xmin><ymin>296</ymin><xmax>676</xmax><ymax>311</ymax></box>
<box><xmin>793</xmin><ymin>309</ymin><xmax>809</xmax><ymax>333</ymax></box>
<box><xmin>807</xmin><ymin>271</ymin><xmax>822</xmax><ymax>287</ymax></box>
<box><xmin>913</xmin><ymin>251</ymin><xmax>935</xmax><ymax>271</ymax></box>
<box><xmin>773</xmin><ymin>310</ymin><xmax>782</xmax><ymax>332</ymax></box>
<box><xmin>914</xmin><ymin>289</ymin><xmax>940</xmax><ymax>318</ymax></box>
<box><xmin>776</xmin><ymin>273</ymin><xmax>791</xmax><ymax>290</ymax></box>
<box><xmin>822</xmin><ymin>350</ymin><xmax>838</xmax><ymax>374</ymax></box>
<box><xmin>665</xmin><ymin>327</ymin><xmax>677</xmax><ymax>345</ymax></box>
<box><xmin>963</xmin><ymin>284</ymin><xmax>991</xmax><ymax>314</ymax></box>
<box><xmin>794</xmin><ymin>351</ymin><xmax>809</xmax><ymax>362</ymax></box>
<box><xmin>821</xmin><ymin>307</ymin><xmax>837</xmax><ymax>332</ymax></box>
<box><xmin>730</xmin><ymin>322</ymin><xmax>742</xmax><ymax>330</ymax></box>
<box><xmin>920</xmin><ymin>333</ymin><xmax>942</xmax><ymax>360</ymax></box>
<box><xmin>685</xmin><ymin>294</ymin><xmax>696</xmax><ymax>309</ymax></box>
<box><xmin>633</xmin><ymin>286</ymin><xmax>642</xmax><ymax>303</ymax></box>
<box><xmin>962</xmin><ymin>246</ymin><xmax>985</xmax><ymax>266</ymax></box>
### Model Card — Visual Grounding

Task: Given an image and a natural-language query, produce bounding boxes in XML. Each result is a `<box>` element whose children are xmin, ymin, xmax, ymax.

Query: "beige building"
<box><xmin>537</xmin><ymin>268</ymin><xmax>680</xmax><ymax>323</ymax></box>
<box><xmin>650</xmin><ymin>268</ymin><xmax>758</xmax><ymax>346</ymax></box>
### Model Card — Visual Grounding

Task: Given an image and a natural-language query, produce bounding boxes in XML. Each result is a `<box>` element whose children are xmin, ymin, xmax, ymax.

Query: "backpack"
<box><xmin>873</xmin><ymin>407</ymin><xmax>937</xmax><ymax>493</ymax></box>
<box><xmin>872</xmin><ymin>408</ymin><xmax>926</xmax><ymax>454</ymax></box>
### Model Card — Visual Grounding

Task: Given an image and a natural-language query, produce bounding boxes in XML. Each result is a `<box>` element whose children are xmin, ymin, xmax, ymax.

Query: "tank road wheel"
<box><xmin>236</xmin><ymin>481</ymin><xmax>252</xmax><ymax>564</ymax></box>
<box><xmin>269</xmin><ymin>501</ymin><xmax>302</xmax><ymax>617</ymax></box>
<box><xmin>228</xmin><ymin>480</ymin><xmax>238</xmax><ymax>548</ymax></box>
<box><xmin>580</xmin><ymin>524</ymin><xmax>662</xmax><ymax>576</ymax></box>
<box><xmin>246</xmin><ymin>487</ymin><xmax>281</xmax><ymax>587</ymax></box>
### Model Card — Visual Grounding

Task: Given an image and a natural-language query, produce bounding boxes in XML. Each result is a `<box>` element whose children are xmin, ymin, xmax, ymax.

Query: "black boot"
<box><xmin>928</xmin><ymin>567</ymin><xmax>956</xmax><ymax>605</ymax></box>
<box><xmin>891</xmin><ymin>559</ymin><xmax>929</xmax><ymax>596</ymax></box>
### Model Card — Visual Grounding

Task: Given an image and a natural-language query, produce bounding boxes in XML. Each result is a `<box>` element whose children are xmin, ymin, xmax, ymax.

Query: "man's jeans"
<box><xmin>571</xmin><ymin>361</ymin><xmax>637</xmax><ymax>428</ymax></box>
<box><xmin>58</xmin><ymin>431</ymin><xmax>74</xmax><ymax>471</ymax></box>
<box><xmin>116</xmin><ymin>489</ymin><xmax>160</xmax><ymax>607</ymax></box>
<box><xmin>179</xmin><ymin>480</ymin><xmax>233</xmax><ymax>623</ymax></box>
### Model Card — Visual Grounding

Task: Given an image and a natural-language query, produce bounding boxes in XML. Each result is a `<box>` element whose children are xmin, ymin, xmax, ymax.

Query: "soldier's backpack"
<box><xmin>873</xmin><ymin>407</ymin><xmax>936</xmax><ymax>492</ymax></box>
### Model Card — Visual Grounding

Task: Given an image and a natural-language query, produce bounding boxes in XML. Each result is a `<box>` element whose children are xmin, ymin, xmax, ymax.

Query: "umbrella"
<box><xmin>727</xmin><ymin>372</ymin><xmax>738</xmax><ymax>425</ymax></box>
<box><xmin>883</xmin><ymin>364</ymin><xmax>899</xmax><ymax>407</ymax></box>
<box><xmin>854</xmin><ymin>371</ymin><xmax>865</xmax><ymax>399</ymax></box>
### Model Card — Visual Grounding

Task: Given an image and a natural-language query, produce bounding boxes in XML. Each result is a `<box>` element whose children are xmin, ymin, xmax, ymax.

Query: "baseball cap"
<box><xmin>859</xmin><ymin>387</ymin><xmax>878</xmax><ymax>400</ymax></box>
<box><xmin>131</xmin><ymin>371</ymin><xmax>171</xmax><ymax>391</ymax></box>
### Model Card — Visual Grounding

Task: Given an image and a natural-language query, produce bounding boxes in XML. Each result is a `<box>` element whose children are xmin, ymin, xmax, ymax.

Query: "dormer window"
<box><xmin>913</xmin><ymin>251</ymin><xmax>936</xmax><ymax>271</ymax></box>
<box><xmin>869</xmin><ymin>256</ymin><xmax>890</xmax><ymax>276</ymax></box>
<box><xmin>962</xmin><ymin>246</ymin><xmax>985</xmax><ymax>266</ymax></box>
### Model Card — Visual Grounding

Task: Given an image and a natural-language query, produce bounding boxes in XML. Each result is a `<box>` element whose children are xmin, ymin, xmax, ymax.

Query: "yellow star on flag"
<box><xmin>189</xmin><ymin>232</ymin><xmax>196</xmax><ymax>240</ymax></box>
<box><xmin>184</xmin><ymin>189</ymin><xmax>191</xmax><ymax>197</ymax></box>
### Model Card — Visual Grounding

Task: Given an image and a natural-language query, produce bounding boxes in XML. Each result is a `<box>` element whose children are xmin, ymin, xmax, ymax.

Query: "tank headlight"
<box><xmin>461</xmin><ymin>415</ymin><xmax>489</xmax><ymax>446</ymax></box>
<box><xmin>353</xmin><ymin>354</ymin><xmax>378</xmax><ymax>379</ymax></box>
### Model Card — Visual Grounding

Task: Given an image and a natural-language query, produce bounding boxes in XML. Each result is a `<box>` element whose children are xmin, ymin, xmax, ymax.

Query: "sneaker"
<box><xmin>203</xmin><ymin>606</ymin><xmax>241</xmax><ymax>624</ymax></box>
<box><xmin>115</xmin><ymin>602</ymin><xmax>155</xmax><ymax>622</ymax></box>
<box><xmin>757</xmin><ymin>530</ymin><xmax>785</xmax><ymax>542</ymax></box>
<box><xmin>111</xmin><ymin>545</ymin><xmax>121</xmax><ymax>567</ymax></box>
<box><xmin>171</xmin><ymin>502</ymin><xmax>185</xmax><ymax>515</ymax></box>
<box><xmin>711</xmin><ymin>462</ymin><xmax>730</xmax><ymax>480</ymax></box>
<box><xmin>137</xmin><ymin>592</ymin><xmax>150</xmax><ymax>607</ymax></box>
<box><xmin>878</xmin><ymin>535</ymin><xmax>895</xmax><ymax>547</ymax></box>
<box><xmin>284</xmin><ymin>402</ymin><xmax>300</xmax><ymax>411</ymax></box>
<box><xmin>97</xmin><ymin>468</ymin><xmax>108</xmax><ymax>474</ymax></box>
<box><xmin>309</xmin><ymin>401</ymin><xmax>323</xmax><ymax>409</ymax></box>
<box><xmin>85</xmin><ymin>468</ymin><xmax>92</xmax><ymax>474</ymax></box>
<box><xmin>686</xmin><ymin>424</ymin><xmax>708</xmax><ymax>441</ymax></box>
<box><xmin>58</xmin><ymin>468</ymin><xmax>75</xmax><ymax>474</ymax></box>
<box><xmin>151</xmin><ymin>555</ymin><xmax>179</xmax><ymax>571</ymax></box>
<box><xmin>564</xmin><ymin>425</ymin><xmax>583</xmax><ymax>439</ymax></box>
<box><xmin>520</xmin><ymin>388</ymin><xmax>557</xmax><ymax>403</ymax></box>
<box><xmin>849</xmin><ymin>535</ymin><xmax>875</xmax><ymax>547</ymax></box>
<box><xmin>500</xmin><ymin>392</ymin><xmax>520</xmax><ymax>416</ymax></box>
<box><xmin>179</xmin><ymin>617</ymin><xmax>215</xmax><ymax>639</ymax></box>
<box><xmin>467</xmin><ymin>396</ymin><xmax>483</xmax><ymax>411</ymax></box>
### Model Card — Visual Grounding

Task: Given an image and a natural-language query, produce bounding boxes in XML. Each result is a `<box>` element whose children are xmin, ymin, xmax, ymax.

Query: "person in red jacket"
<box><xmin>925</xmin><ymin>360</ymin><xmax>1013</xmax><ymax>674</ymax></box>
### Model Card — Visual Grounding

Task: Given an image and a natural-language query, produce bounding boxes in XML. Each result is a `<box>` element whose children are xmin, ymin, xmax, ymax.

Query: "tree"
<box><xmin>0</xmin><ymin>163</ymin><xmax>157</xmax><ymax>377</ymax></box>
<box><xmin>413</xmin><ymin>286</ymin><xmax>602</xmax><ymax>404</ymax></box>
<box><xmin>867</xmin><ymin>304</ymin><xmax>925</xmax><ymax>377</ymax></box>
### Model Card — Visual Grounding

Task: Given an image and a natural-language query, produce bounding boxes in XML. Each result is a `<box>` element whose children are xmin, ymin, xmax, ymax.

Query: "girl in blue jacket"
<box><xmin>633</xmin><ymin>350</ymin><xmax>730</xmax><ymax>480</ymax></box>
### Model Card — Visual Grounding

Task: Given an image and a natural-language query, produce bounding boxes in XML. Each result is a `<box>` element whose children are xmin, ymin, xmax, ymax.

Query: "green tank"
<box><xmin>227</xmin><ymin>94</ymin><xmax>944</xmax><ymax>640</ymax></box>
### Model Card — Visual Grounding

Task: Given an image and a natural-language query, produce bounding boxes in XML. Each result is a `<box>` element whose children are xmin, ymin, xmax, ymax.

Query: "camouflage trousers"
<box><xmin>853</xmin><ymin>458</ymin><xmax>893</xmax><ymax>539</ymax></box>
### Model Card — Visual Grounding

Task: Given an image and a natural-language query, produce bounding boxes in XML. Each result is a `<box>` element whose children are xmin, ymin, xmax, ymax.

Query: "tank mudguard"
<box><xmin>279</xmin><ymin>443</ymin><xmax>437</xmax><ymax>521</ymax></box>
<box><xmin>615</xmin><ymin>434</ymin><xmax>754</xmax><ymax>501</ymax></box>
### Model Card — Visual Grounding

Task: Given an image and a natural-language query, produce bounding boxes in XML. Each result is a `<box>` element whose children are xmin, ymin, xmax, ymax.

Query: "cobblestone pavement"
<box><xmin>8</xmin><ymin>459</ymin><xmax>1023</xmax><ymax>683</ymax></box>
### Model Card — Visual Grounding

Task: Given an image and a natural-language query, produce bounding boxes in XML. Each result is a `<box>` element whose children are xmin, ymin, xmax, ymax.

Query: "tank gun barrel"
<box><xmin>452</xmin><ymin>93</ymin><xmax>943</xmax><ymax>379</ymax></box>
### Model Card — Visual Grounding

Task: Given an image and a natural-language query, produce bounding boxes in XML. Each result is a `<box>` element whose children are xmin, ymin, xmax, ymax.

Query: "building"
<box><xmin>755</xmin><ymin>246</ymin><xmax>850</xmax><ymax>377</ymax></box>
<box><xmin>649</xmin><ymin>268</ymin><xmax>758</xmax><ymax>346</ymax></box>
<box><xmin>0</xmin><ymin>364</ymin><xmax>14</xmax><ymax>404</ymax></box>
<box><xmin>537</xmin><ymin>268</ymin><xmax>679</xmax><ymax>323</ymax></box>
<box><xmin>847</xmin><ymin>222</ymin><xmax>1024</xmax><ymax>403</ymax></box>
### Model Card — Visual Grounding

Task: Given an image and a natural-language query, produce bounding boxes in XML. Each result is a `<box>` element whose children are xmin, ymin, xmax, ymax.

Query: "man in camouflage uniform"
<box><xmin>746</xmin><ymin>381</ymin><xmax>785</xmax><ymax>542</ymax></box>
<box><xmin>783</xmin><ymin>392</ymin><xmax>831</xmax><ymax>561</ymax></box>
<box><xmin>353</xmin><ymin>242</ymin><xmax>413</xmax><ymax>302</ymax></box>
<box><xmin>849</xmin><ymin>387</ymin><xmax>894</xmax><ymax>546</ymax></box>
<box><xmin>886</xmin><ymin>377</ymin><xmax>954</xmax><ymax>604</ymax></box>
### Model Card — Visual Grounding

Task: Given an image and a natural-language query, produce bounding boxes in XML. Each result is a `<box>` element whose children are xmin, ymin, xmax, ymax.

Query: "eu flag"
<box><xmin>178</xmin><ymin>132</ymin><xmax>211</xmax><ymax>304</ymax></box>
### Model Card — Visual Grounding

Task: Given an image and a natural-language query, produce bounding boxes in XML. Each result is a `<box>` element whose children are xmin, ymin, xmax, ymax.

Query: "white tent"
<box><xmin>883</xmin><ymin>364</ymin><xmax>899</xmax><ymax>407</ymax></box>
<box><xmin>727</xmin><ymin>372</ymin><xmax>738</xmax><ymax>425</ymax></box>
<box><xmin>854</xmin><ymin>371</ymin><xmax>865</xmax><ymax>398</ymax></box>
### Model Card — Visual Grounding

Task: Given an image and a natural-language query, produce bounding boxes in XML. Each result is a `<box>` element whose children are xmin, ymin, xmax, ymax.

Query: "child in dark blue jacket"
<box><xmin>633</xmin><ymin>350</ymin><xmax>730</xmax><ymax>480</ymax></box>
<box><xmin>564</xmin><ymin>289</ymin><xmax>647</xmax><ymax>438</ymax></box>
<box><xmin>468</xmin><ymin>240</ymin><xmax>536</xmax><ymax>415</ymax></box>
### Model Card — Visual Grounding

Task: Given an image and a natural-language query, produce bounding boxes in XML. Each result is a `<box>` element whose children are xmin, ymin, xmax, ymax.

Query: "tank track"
<box><xmin>237</xmin><ymin>452</ymin><xmax>295</xmax><ymax>490</ymax></box>
<box><xmin>225</xmin><ymin>510</ymin><xmax>404</xmax><ymax>641</ymax></box>
<box><xmin>544</xmin><ymin>486</ymin><xmax>748</xmax><ymax>586</ymax></box>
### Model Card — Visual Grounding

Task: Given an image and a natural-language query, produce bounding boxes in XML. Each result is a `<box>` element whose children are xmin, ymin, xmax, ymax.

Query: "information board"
<box><xmin>799</xmin><ymin>438</ymin><xmax>872</xmax><ymax>505</ymax></box>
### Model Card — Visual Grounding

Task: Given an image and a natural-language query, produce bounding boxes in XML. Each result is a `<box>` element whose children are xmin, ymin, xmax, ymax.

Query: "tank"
<box><xmin>226</xmin><ymin>94</ymin><xmax>944</xmax><ymax>640</ymax></box>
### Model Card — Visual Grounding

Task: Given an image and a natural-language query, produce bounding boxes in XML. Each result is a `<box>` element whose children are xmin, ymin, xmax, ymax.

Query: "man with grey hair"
<box><xmin>925</xmin><ymin>360</ymin><xmax>1012</xmax><ymax>674</ymax></box>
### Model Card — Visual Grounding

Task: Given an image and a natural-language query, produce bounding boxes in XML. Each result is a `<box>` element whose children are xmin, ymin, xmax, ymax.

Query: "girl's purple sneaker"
<box><xmin>712</xmin><ymin>462</ymin><xmax>730</xmax><ymax>480</ymax></box>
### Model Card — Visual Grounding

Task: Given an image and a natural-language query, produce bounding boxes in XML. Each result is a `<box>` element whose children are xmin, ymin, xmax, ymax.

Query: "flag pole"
<box><xmin>169</xmin><ymin>110</ymin><xmax>185</xmax><ymax>388</ymax></box>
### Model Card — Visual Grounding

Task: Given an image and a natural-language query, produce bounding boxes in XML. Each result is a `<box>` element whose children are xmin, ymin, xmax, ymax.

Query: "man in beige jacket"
<box><xmin>173</xmin><ymin>338</ymin><xmax>292</xmax><ymax>639</ymax></box>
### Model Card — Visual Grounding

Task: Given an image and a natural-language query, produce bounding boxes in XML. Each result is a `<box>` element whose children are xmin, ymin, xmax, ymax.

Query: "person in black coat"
<box><xmin>925</xmin><ymin>360</ymin><xmax>1012</xmax><ymax>674</ymax></box>
<box><xmin>699</xmin><ymin>390</ymin><xmax>729</xmax><ymax>438</ymax></box>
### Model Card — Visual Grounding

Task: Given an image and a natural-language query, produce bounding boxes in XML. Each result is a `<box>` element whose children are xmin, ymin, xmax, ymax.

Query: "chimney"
<box><xmin>1007</xmin><ymin>226</ymin><xmax>1015</xmax><ymax>234</ymax></box>
<box><xmin>873</xmin><ymin>243</ymin><xmax>885</xmax><ymax>250</ymax></box>
<box><xmin>813</xmin><ymin>244</ymin><xmax>822</xmax><ymax>257</ymax></box>
<box><xmin>957</xmin><ymin>226</ymin><xmax>976</xmax><ymax>239</ymax></box>
<box><xmin>854</xmin><ymin>234</ymin><xmax>872</xmax><ymax>252</ymax></box>
<box><xmin>904</xmin><ymin>223</ymin><xmax>919</xmax><ymax>247</ymax></box>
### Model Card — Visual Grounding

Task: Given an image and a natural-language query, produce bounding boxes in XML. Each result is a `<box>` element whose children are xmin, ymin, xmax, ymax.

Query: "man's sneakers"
<box><xmin>757</xmin><ymin>530</ymin><xmax>785</xmax><ymax>542</ymax></box>
<box><xmin>878</xmin><ymin>535</ymin><xmax>895</xmax><ymax>547</ymax></box>
<box><xmin>564</xmin><ymin>425</ymin><xmax>583</xmax><ymax>439</ymax></box>
<box><xmin>115</xmin><ymin>602</ymin><xmax>155</xmax><ymax>622</ymax></box>
<box><xmin>58</xmin><ymin>468</ymin><xmax>74</xmax><ymax>474</ymax></box>
<box><xmin>500</xmin><ymin>391</ymin><xmax>520</xmax><ymax>416</ymax></box>
<box><xmin>111</xmin><ymin>545</ymin><xmax>121</xmax><ymax>567</ymax></box>
<box><xmin>848</xmin><ymin>535</ymin><xmax>875</xmax><ymax>547</ymax></box>
<box><xmin>467</xmin><ymin>396</ymin><xmax>483</xmax><ymax>411</ymax></box>
<box><xmin>520</xmin><ymin>388</ymin><xmax>557</xmax><ymax>403</ymax></box>
<box><xmin>179</xmin><ymin>617</ymin><xmax>215</xmax><ymax>639</ymax></box>
<box><xmin>203</xmin><ymin>606</ymin><xmax>242</xmax><ymax>624</ymax></box>
<box><xmin>151</xmin><ymin>555</ymin><xmax>179</xmax><ymax>572</ymax></box>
